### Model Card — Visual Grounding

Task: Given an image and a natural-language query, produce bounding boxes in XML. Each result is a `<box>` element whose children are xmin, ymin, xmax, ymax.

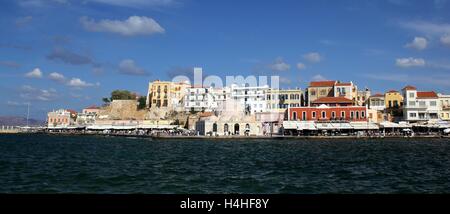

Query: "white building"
<box><xmin>368</xmin><ymin>94</ymin><xmax>385</xmax><ymax>111</ymax></box>
<box><xmin>402</xmin><ymin>86</ymin><xmax>439</xmax><ymax>122</ymax></box>
<box><xmin>230</xmin><ymin>84</ymin><xmax>269</xmax><ymax>114</ymax></box>
<box><xmin>184</xmin><ymin>86</ymin><xmax>230</xmax><ymax>112</ymax></box>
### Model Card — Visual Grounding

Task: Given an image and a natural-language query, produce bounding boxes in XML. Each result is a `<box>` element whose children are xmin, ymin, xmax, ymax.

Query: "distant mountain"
<box><xmin>0</xmin><ymin>116</ymin><xmax>45</xmax><ymax>126</ymax></box>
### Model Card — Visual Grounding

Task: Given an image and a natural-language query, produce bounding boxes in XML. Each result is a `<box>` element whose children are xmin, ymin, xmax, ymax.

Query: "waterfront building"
<box><xmin>402</xmin><ymin>86</ymin><xmax>439</xmax><ymax>122</ymax></box>
<box><xmin>356</xmin><ymin>87</ymin><xmax>371</xmax><ymax>106</ymax></box>
<box><xmin>77</xmin><ymin>105</ymin><xmax>100</xmax><ymax>125</ymax></box>
<box><xmin>438</xmin><ymin>93</ymin><xmax>450</xmax><ymax>121</ymax></box>
<box><xmin>368</xmin><ymin>94</ymin><xmax>386</xmax><ymax>111</ymax></box>
<box><xmin>287</xmin><ymin>105</ymin><xmax>367</xmax><ymax>122</ymax></box>
<box><xmin>47</xmin><ymin>109</ymin><xmax>77</xmax><ymax>128</ymax></box>
<box><xmin>266</xmin><ymin>88</ymin><xmax>304</xmax><ymax>113</ymax></box>
<box><xmin>333</xmin><ymin>81</ymin><xmax>357</xmax><ymax>103</ymax></box>
<box><xmin>184</xmin><ymin>86</ymin><xmax>230</xmax><ymax>112</ymax></box>
<box><xmin>306</xmin><ymin>80</ymin><xmax>337</xmax><ymax>106</ymax></box>
<box><xmin>146</xmin><ymin>80</ymin><xmax>190</xmax><ymax>110</ymax></box>
<box><xmin>385</xmin><ymin>90</ymin><xmax>403</xmax><ymax>109</ymax></box>
<box><xmin>195</xmin><ymin>111</ymin><xmax>261</xmax><ymax>136</ymax></box>
<box><xmin>230</xmin><ymin>84</ymin><xmax>269</xmax><ymax>114</ymax></box>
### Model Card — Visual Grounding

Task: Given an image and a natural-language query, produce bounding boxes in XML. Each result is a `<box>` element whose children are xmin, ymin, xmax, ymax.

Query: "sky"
<box><xmin>1</xmin><ymin>0</ymin><xmax>450</xmax><ymax>119</ymax></box>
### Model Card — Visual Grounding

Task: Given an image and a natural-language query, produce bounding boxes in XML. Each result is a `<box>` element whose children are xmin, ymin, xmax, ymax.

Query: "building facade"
<box><xmin>184</xmin><ymin>86</ymin><xmax>229</xmax><ymax>112</ymax></box>
<box><xmin>146</xmin><ymin>80</ymin><xmax>190</xmax><ymax>110</ymax></box>
<box><xmin>385</xmin><ymin>90</ymin><xmax>403</xmax><ymax>109</ymax></box>
<box><xmin>266</xmin><ymin>88</ymin><xmax>304</xmax><ymax>113</ymax></box>
<box><xmin>438</xmin><ymin>93</ymin><xmax>450</xmax><ymax>121</ymax></box>
<box><xmin>288</xmin><ymin>105</ymin><xmax>368</xmax><ymax>122</ymax></box>
<box><xmin>402</xmin><ymin>86</ymin><xmax>439</xmax><ymax>122</ymax></box>
<box><xmin>307</xmin><ymin>80</ymin><xmax>336</xmax><ymax>106</ymax></box>
<box><xmin>368</xmin><ymin>94</ymin><xmax>386</xmax><ymax>111</ymax></box>
<box><xmin>333</xmin><ymin>81</ymin><xmax>357</xmax><ymax>102</ymax></box>
<box><xmin>230</xmin><ymin>84</ymin><xmax>269</xmax><ymax>114</ymax></box>
<box><xmin>356</xmin><ymin>88</ymin><xmax>371</xmax><ymax>106</ymax></box>
<box><xmin>47</xmin><ymin>109</ymin><xmax>76</xmax><ymax>128</ymax></box>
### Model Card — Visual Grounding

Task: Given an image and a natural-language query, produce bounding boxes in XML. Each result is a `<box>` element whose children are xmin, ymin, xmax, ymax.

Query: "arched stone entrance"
<box><xmin>234</xmin><ymin>123</ymin><xmax>240</xmax><ymax>135</ymax></box>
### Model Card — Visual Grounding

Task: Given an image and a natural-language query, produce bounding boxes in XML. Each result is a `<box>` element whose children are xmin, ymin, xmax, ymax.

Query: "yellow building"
<box><xmin>267</xmin><ymin>89</ymin><xmax>304</xmax><ymax>112</ymax></box>
<box><xmin>384</xmin><ymin>90</ymin><xmax>403</xmax><ymax>108</ymax></box>
<box><xmin>146</xmin><ymin>80</ymin><xmax>190</xmax><ymax>110</ymax></box>
<box><xmin>307</xmin><ymin>81</ymin><xmax>336</xmax><ymax>106</ymax></box>
<box><xmin>438</xmin><ymin>93</ymin><xmax>450</xmax><ymax>120</ymax></box>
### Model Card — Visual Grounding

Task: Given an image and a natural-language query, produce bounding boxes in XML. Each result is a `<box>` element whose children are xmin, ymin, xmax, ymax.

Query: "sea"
<box><xmin>0</xmin><ymin>134</ymin><xmax>449</xmax><ymax>193</ymax></box>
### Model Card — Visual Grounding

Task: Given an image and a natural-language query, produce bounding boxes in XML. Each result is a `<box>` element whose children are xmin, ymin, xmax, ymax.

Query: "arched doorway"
<box><xmin>224</xmin><ymin>123</ymin><xmax>229</xmax><ymax>135</ymax></box>
<box><xmin>234</xmin><ymin>123</ymin><xmax>240</xmax><ymax>135</ymax></box>
<box><xmin>245</xmin><ymin>124</ymin><xmax>250</xmax><ymax>136</ymax></box>
<box><xmin>213</xmin><ymin>123</ymin><xmax>218</xmax><ymax>132</ymax></box>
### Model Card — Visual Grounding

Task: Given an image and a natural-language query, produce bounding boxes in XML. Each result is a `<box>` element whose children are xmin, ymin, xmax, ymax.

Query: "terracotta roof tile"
<box><xmin>371</xmin><ymin>93</ymin><xmax>384</xmax><ymax>97</ymax></box>
<box><xmin>416</xmin><ymin>91</ymin><xmax>438</xmax><ymax>99</ymax></box>
<box><xmin>309</xmin><ymin>81</ymin><xmax>336</xmax><ymax>87</ymax></box>
<box><xmin>403</xmin><ymin>85</ymin><xmax>416</xmax><ymax>90</ymax></box>
<box><xmin>335</xmin><ymin>82</ymin><xmax>352</xmax><ymax>86</ymax></box>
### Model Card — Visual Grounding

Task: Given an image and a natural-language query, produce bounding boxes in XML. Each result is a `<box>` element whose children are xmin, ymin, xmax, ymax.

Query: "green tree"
<box><xmin>110</xmin><ymin>90</ymin><xmax>136</xmax><ymax>100</ymax></box>
<box><xmin>137</xmin><ymin>96</ymin><xmax>147</xmax><ymax>110</ymax></box>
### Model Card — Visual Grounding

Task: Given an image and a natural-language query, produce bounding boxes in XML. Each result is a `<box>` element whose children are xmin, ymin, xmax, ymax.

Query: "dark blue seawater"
<box><xmin>0</xmin><ymin>134</ymin><xmax>449</xmax><ymax>193</ymax></box>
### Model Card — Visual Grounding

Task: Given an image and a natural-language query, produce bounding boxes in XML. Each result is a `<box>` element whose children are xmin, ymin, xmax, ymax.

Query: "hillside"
<box><xmin>0</xmin><ymin>116</ymin><xmax>45</xmax><ymax>126</ymax></box>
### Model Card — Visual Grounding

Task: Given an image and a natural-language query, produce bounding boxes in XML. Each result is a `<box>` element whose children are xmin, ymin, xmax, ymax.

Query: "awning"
<box><xmin>282</xmin><ymin>121</ymin><xmax>298</xmax><ymax>129</ymax></box>
<box><xmin>297</xmin><ymin>121</ymin><xmax>317</xmax><ymax>130</ymax></box>
<box><xmin>350</xmin><ymin>122</ymin><xmax>379</xmax><ymax>130</ymax></box>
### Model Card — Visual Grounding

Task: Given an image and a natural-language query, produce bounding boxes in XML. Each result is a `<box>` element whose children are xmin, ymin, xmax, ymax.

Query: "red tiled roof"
<box><xmin>335</xmin><ymin>82</ymin><xmax>352</xmax><ymax>86</ymax></box>
<box><xmin>309</xmin><ymin>81</ymin><xmax>336</xmax><ymax>87</ymax></box>
<box><xmin>416</xmin><ymin>91</ymin><xmax>438</xmax><ymax>99</ymax></box>
<box><xmin>403</xmin><ymin>85</ymin><xmax>416</xmax><ymax>90</ymax></box>
<box><xmin>84</xmin><ymin>105</ymin><xmax>99</xmax><ymax>109</ymax></box>
<box><xmin>66</xmin><ymin>109</ymin><xmax>77</xmax><ymax>115</ymax></box>
<box><xmin>387</xmin><ymin>90</ymin><xmax>398</xmax><ymax>93</ymax></box>
<box><xmin>371</xmin><ymin>93</ymin><xmax>384</xmax><ymax>97</ymax></box>
<box><xmin>312</xmin><ymin>97</ymin><xmax>353</xmax><ymax>104</ymax></box>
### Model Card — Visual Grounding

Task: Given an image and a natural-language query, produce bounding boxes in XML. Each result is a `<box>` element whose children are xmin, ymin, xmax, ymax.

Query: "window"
<box><xmin>389</xmin><ymin>101</ymin><xmax>392</xmax><ymax>108</ymax></box>
<box><xmin>341</xmin><ymin>111</ymin><xmax>345</xmax><ymax>118</ymax></box>
<box><xmin>292</xmin><ymin>112</ymin><xmax>297</xmax><ymax>120</ymax></box>
<box><xmin>410</xmin><ymin>113</ymin><xmax>417</xmax><ymax>117</ymax></box>
<box><xmin>409</xmin><ymin>92</ymin><xmax>414</xmax><ymax>98</ymax></box>
<box><xmin>409</xmin><ymin>101</ymin><xmax>415</xmax><ymax>106</ymax></box>
<box><xmin>302</xmin><ymin>112</ymin><xmax>306</xmax><ymax>120</ymax></box>
<box><xmin>356</xmin><ymin>111</ymin><xmax>359</xmax><ymax>119</ymax></box>
<box><xmin>350</xmin><ymin>111</ymin><xmax>354</xmax><ymax>118</ymax></box>
<box><xmin>310</xmin><ymin>90</ymin><xmax>316</xmax><ymax>96</ymax></box>
<box><xmin>419</xmin><ymin>101</ymin><xmax>426</xmax><ymax>107</ymax></box>
<box><xmin>321</xmin><ymin>111</ymin><xmax>326</xmax><ymax>119</ymax></box>
<box><xmin>312</xmin><ymin>111</ymin><xmax>316</xmax><ymax>118</ymax></box>
<box><xmin>320</xmin><ymin>89</ymin><xmax>327</xmax><ymax>96</ymax></box>
<box><xmin>430</xmin><ymin>101</ymin><xmax>436</xmax><ymax>106</ymax></box>
<box><xmin>361</xmin><ymin>111</ymin><xmax>365</xmax><ymax>118</ymax></box>
<box><xmin>332</xmin><ymin>111</ymin><xmax>336</xmax><ymax>118</ymax></box>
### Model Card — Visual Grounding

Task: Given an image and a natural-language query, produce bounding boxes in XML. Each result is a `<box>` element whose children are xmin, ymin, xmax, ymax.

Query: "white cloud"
<box><xmin>119</xmin><ymin>59</ymin><xmax>148</xmax><ymax>75</ymax></box>
<box><xmin>311</xmin><ymin>74</ymin><xmax>327</xmax><ymax>81</ymax></box>
<box><xmin>80</xmin><ymin>16</ymin><xmax>165</xmax><ymax>36</ymax></box>
<box><xmin>441</xmin><ymin>34</ymin><xmax>450</xmax><ymax>46</ymax></box>
<box><xmin>303</xmin><ymin>52</ymin><xmax>322</xmax><ymax>63</ymax></box>
<box><xmin>6</xmin><ymin>101</ymin><xmax>29</xmax><ymax>107</ymax></box>
<box><xmin>48</xmin><ymin>72</ymin><xmax>66</xmax><ymax>83</ymax></box>
<box><xmin>67</xmin><ymin>78</ymin><xmax>97</xmax><ymax>88</ymax></box>
<box><xmin>87</xmin><ymin>0</ymin><xmax>177</xmax><ymax>8</ymax></box>
<box><xmin>19</xmin><ymin>85</ymin><xmax>58</xmax><ymax>101</ymax></box>
<box><xmin>400</xmin><ymin>21</ymin><xmax>450</xmax><ymax>36</ymax></box>
<box><xmin>405</xmin><ymin>37</ymin><xmax>428</xmax><ymax>50</ymax></box>
<box><xmin>396</xmin><ymin>57</ymin><xmax>426</xmax><ymax>68</ymax></box>
<box><xmin>269</xmin><ymin>57</ymin><xmax>290</xmax><ymax>71</ymax></box>
<box><xmin>25</xmin><ymin>68</ymin><xmax>43</xmax><ymax>78</ymax></box>
<box><xmin>279</xmin><ymin>77</ymin><xmax>292</xmax><ymax>84</ymax></box>
<box><xmin>296</xmin><ymin>62</ymin><xmax>306</xmax><ymax>70</ymax></box>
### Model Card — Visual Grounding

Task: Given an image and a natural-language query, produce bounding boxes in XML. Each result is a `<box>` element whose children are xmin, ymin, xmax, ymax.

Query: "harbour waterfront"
<box><xmin>0</xmin><ymin>134</ymin><xmax>449</xmax><ymax>193</ymax></box>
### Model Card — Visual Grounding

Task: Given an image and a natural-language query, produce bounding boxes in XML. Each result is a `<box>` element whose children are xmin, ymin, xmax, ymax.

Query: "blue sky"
<box><xmin>1</xmin><ymin>0</ymin><xmax>450</xmax><ymax>119</ymax></box>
